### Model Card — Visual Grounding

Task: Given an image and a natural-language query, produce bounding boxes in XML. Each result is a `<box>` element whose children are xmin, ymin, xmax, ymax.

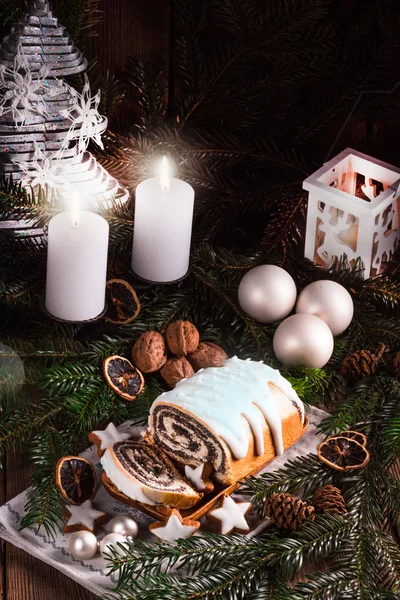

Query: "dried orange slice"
<box><xmin>338</xmin><ymin>430</ymin><xmax>367</xmax><ymax>446</ymax></box>
<box><xmin>105</xmin><ymin>279</ymin><xmax>140</xmax><ymax>325</ymax></box>
<box><xmin>103</xmin><ymin>355</ymin><xmax>144</xmax><ymax>401</ymax></box>
<box><xmin>318</xmin><ymin>436</ymin><xmax>370</xmax><ymax>472</ymax></box>
<box><xmin>56</xmin><ymin>456</ymin><xmax>97</xmax><ymax>505</ymax></box>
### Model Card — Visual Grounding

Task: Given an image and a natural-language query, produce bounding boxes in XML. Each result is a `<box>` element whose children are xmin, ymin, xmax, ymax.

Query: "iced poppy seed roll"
<box><xmin>149</xmin><ymin>357</ymin><xmax>307</xmax><ymax>485</ymax></box>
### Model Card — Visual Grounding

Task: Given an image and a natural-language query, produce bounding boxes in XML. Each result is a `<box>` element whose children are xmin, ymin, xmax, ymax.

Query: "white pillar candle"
<box><xmin>45</xmin><ymin>210</ymin><xmax>109</xmax><ymax>321</ymax></box>
<box><xmin>131</xmin><ymin>158</ymin><xmax>195</xmax><ymax>283</ymax></box>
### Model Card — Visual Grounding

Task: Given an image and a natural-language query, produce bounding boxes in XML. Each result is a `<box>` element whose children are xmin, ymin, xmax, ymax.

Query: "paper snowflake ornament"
<box><xmin>149</xmin><ymin>509</ymin><xmax>200</xmax><ymax>543</ymax></box>
<box><xmin>0</xmin><ymin>45</ymin><xmax>62</xmax><ymax>128</ymax></box>
<box><xmin>303</xmin><ymin>148</ymin><xmax>400</xmax><ymax>278</ymax></box>
<box><xmin>13</xmin><ymin>142</ymin><xmax>69</xmax><ymax>190</ymax></box>
<box><xmin>89</xmin><ymin>423</ymin><xmax>131</xmax><ymax>458</ymax></box>
<box><xmin>207</xmin><ymin>495</ymin><xmax>252</xmax><ymax>535</ymax></box>
<box><xmin>61</xmin><ymin>75</ymin><xmax>107</xmax><ymax>155</ymax></box>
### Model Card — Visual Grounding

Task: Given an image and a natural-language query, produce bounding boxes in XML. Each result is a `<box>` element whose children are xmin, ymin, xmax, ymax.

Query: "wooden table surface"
<box><xmin>0</xmin><ymin>453</ymin><xmax>96</xmax><ymax>600</ymax></box>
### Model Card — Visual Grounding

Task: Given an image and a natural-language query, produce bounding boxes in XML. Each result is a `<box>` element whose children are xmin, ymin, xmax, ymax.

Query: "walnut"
<box><xmin>132</xmin><ymin>331</ymin><xmax>167</xmax><ymax>373</ymax></box>
<box><xmin>160</xmin><ymin>357</ymin><xmax>194</xmax><ymax>388</ymax></box>
<box><xmin>188</xmin><ymin>342</ymin><xmax>228</xmax><ymax>371</ymax></box>
<box><xmin>165</xmin><ymin>320</ymin><xmax>200</xmax><ymax>356</ymax></box>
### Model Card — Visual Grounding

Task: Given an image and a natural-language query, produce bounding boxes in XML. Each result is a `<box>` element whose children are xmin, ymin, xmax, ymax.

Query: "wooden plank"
<box><xmin>87</xmin><ymin>0</ymin><xmax>171</xmax><ymax>76</ymax></box>
<box><xmin>5</xmin><ymin>452</ymin><xmax>95</xmax><ymax>600</ymax></box>
<box><xmin>0</xmin><ymin>454</ymin><xmax>5</xmax><ymax>600</ymax></box>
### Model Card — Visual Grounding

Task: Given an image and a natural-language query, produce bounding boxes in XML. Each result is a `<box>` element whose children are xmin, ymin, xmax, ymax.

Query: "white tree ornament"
<box><xmin>61</xmin><ymin>75</ymin><xmax>107</xmax><ymax>155</ymax></box>
<box><xmin>0</xmin><ymin>46</ymin><xmax>62</xmax><ymax>128</ymax></box>
<box><xmin>303</xmin><ymin>148</ymin><xmax>400</xmax><ymax>278</ymax></box>
<box><xmin>0</xmin><ymin>0</ymin><xmax>129</xmax><ymax>233</ymax></box>
<box><xmin>14</xmin><ymin>142</ymin><xmax>70</xmax><ymax>190</ymax></box>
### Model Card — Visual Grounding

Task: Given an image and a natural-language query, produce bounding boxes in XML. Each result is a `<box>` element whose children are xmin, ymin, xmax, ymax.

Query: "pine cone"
<box><xmin>265</xmin><ymin>493</ymin><xmax>315</xmax><ymax>531</ymax></box>
<box><xmin>312</xmin><ymin>485</ymin><xmax>347</xmax><ymax>516</ymax></box>
<box><xmin>340</xmin><ymin>344</ymin><xmax>385</xmax><ymax>382</ymax></box>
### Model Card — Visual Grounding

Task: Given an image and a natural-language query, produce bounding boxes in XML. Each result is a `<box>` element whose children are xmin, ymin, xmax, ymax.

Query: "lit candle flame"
<box><xmin>69</xmin><ymin>192</ymin><xmax>80</xmax><ymax>227</ymax></box>
<box><xmin>160</xmin><ymin>156</ymin><xmax>170</xmax><ymax>193</ymax></box>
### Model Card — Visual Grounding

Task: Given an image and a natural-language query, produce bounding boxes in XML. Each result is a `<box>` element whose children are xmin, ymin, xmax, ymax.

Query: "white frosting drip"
<box><xmin>101</xmin><ymin>447</ymin><xmax>157</xmax><ymax>506</ymax></box>
<box><xmin>150</xmin><ymin>356</ymin><xmax>304</xmax><ymax>460</ymax></box>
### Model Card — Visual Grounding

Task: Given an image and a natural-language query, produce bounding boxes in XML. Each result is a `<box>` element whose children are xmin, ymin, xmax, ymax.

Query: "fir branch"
<box><xmin>64</xmin><ymin>382</ymin><xmax>125</xmax><ymax>435</ymax></box>
<box><xmin>191</xmin><ymin>265</ymin><xmax>266</xmax><ymax>356</ymax></box>
<box><xmin>124</xmin><ymin>57</ymin><xmax>168</xmax><ymax>126</ymax></box>
<box><xmin>267</xmin><ymin>515</ymin><xmax>355</xmax><ymax>581</ymax></box>
<box><xmin>0</xmin><ymin>405</ymin><xmax>63</xmax><ymax>456</ymax></box>
<box><xmin>0</xmin><ymin>0</ymin><xmax>17</xmax><ymax>40</ymax></box>
<box><xmin>49</xmin><ymin>0</ymin><xmax>103</xmax><ymax>46</ymax></box>
<box><xmin>19</xmin><ymin>426</ymin><xmax>68</xmax><ymax>538</ymax></box>
<box><xmin>106</xmin><ymin>532</ymin><xmax>275</xmax><ymax>600</ymax></box>
<box><xmin>282</xmin><ymin>367</ymin><xmax>327</xmax><ymax>405</ymax></box>
<box><xmin>284</xmin><ymin>569</ymin><xmax>358</xmax><ymax>600</ymax></box>
<box><xmin>41</xmin><ymin>362</ymin><xmax>101</xmax><ymax>396</ymax></box>
<box><xmin>84</xmin><ymin>335</ymin><xmax>132</xmax><ymax>364</ymax></box>
<box><xmin>242</xmin><ymin>454</ymin><xmax>333</xmax><ymax>513</ymax></box>
<box><xmin>124</xmin><ymin>376</ymin><xmax>163</xmax><ymax>425</ymax></box>
<box><xmin>107</xmin><ymin>532</ymin><xmax>274</xmax><ymax>580</ymax></box>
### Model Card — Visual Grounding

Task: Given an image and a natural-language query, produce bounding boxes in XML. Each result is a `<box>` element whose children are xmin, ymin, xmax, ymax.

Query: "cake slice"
<box><xmin>101</xmin><ymin>440</ymin><xmax>201</xmax><ymax>509</ymax></box>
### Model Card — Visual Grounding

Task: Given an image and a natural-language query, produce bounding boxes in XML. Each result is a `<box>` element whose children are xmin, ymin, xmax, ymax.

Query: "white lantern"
<box><xmin>303</xmin><ymin>148</ymin><xmax>400</xmax><ymax>278</ymax></box>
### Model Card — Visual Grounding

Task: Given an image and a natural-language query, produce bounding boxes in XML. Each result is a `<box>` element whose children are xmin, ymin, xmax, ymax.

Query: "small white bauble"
<box><xmin>99</xmin><ymin>533</ymin><xmax>127</xmax><ymax>559</ymax></box>
<box><xmin>109</xmin><ymin>514</ymin><xmax>138</xmax><ymax>538</ymax></box>
<box><xmin>296</xmin><ymin>280</ymin><xmax>354</xmax><ymax>336</ymax></box>
<box><xmin>273</xmin><ymin>314</ymin><xmax>334</xmax><ymax>368</ymax></box>
<box><xmin>238</xmin><ymin>265</ymin><xmax>297</xmax><ymax>323</ymax></box>
<box><xmin>69</xmin><ymin>530</ymin><xmax>98</xmax><ymax>560</ymax></box>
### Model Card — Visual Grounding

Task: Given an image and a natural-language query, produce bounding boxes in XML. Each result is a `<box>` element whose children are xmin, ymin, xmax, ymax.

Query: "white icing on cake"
<box><xmin>101</xmin><ymin>447</ymin><xmax>157</xmax><ymax>506</ymax></box>
<box><xmin>150</xmin><ymin>356</ymin><xmax>304</xmax><ymax>460</ymax></box>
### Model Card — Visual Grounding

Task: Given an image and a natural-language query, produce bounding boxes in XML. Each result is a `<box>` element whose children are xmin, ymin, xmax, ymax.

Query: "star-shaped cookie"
<box><xmin>184</xmin><ymin>463</ymin><xmax>214</xmax><ymax>493</ymax></box>
<box><xmin>149</xmin><ymin>509</ymin><xmax>200</xmax><ymax>543</ymax></box>
<box><xmin>63</xmin><ymin>499</ymin><xmax>108</xmax><ymax>533</ymax></box>
<box><xmin>88</xmin><ymin>422</ymin><xmax>131</xmax><ymax>457</ymax></box>
<box><xmin>207</xmin><ymin>495</ymin><xmax>252</xmax><ymax>535</ymax></box>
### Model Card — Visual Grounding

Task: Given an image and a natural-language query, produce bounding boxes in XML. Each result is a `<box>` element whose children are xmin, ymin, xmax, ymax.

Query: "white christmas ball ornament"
<box><xmin>69</xmin><ymin>530</ymin><xmax>98</xmax><ymax>560</ymax></box>
<box><xmin>99</xmin><ymin>533</ymin><xmax>127</xmax><ymax>559</ymax></box>
<box><xmin>238</xmin><ymin>265</ymin><xmax>297</xmax><ymax>323</ymax></box>
<box><xmin>109</xmin><ymin>514</ymin><xmax>138</xmax><ymax>538</ymax></box>
<box><xmin>296</xmin><ymin>280</ymin><xmax>354</xmax><ymax>336</ymax></box>
<box><xmin>273</xmin><ymin>314</ymin><xmax>334</xmax><ymax>368</ymax></box>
